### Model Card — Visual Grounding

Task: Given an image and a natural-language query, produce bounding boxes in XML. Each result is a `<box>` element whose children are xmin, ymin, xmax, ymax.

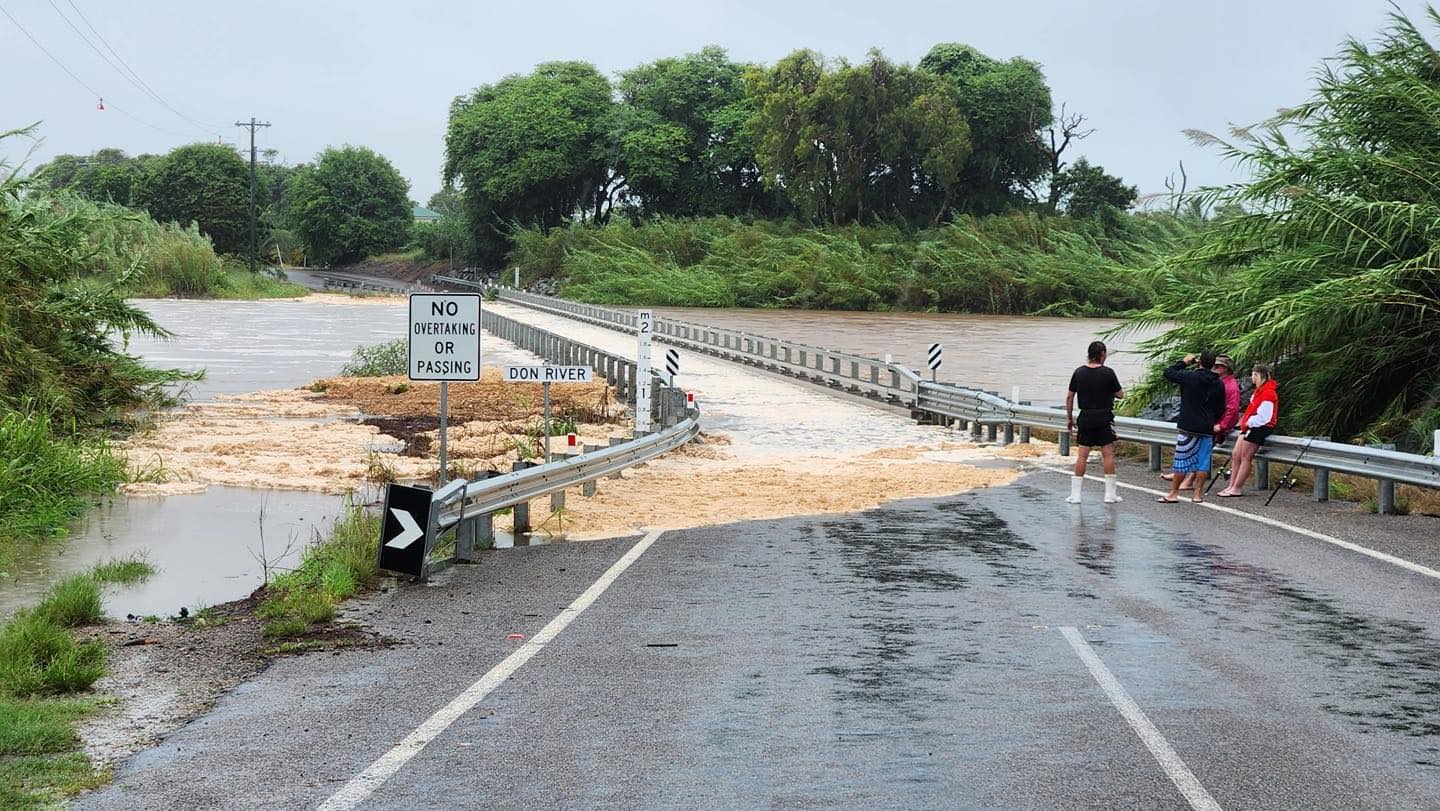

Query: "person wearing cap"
<box><xmin>1160</xmin><ymin>354</ymin><xmax>1240</xmax><ymax>492</ymax></box>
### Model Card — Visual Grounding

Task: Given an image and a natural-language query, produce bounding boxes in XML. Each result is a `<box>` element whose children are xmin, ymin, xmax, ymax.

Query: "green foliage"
<box><xmin>514</xmin><ymin>212</ymin><xmax>1191</xmax><ymax>315</ymax></box>
<box><xmin>135</xmin><ymin>143</ymin><xmax>252</xmax><ymax>255</ymax></box>
<box><xmin>0</xmin><ymin>409</ymin><xmax>126</xmax><ymax>543</ymax></box>
<box><xmin>31</xmin><ymin>576</ymin><xmax>102</xmax><ymax>629</ymax></box>
<box><xmin>616</xmin><ymin>47</ymin><xmax>774</xmax><ymax>217</ymax></box>
<box><xmin>89</xmin><ymin>556</ymin><xmax>156</xmax><ymax>585</ymax></box>
<box><xmin>258</xmin><ymin>503</ymin><xmax>380</xmax><ymax>639</ymax></box>
<box><xmin>0</xmin><ymin>698</ymin><xmax>92</xmax><ymax>756</ymax></box>
<box><xmin>1120</xmin><ymin>8</ymin><xmax>1440</xmax><ymax>449</ymax></box>
<box><xmin>341</xmin><ymin>339</ymin><xmax>407</xmax><ymax>377</ymax></box>
<box><xmin>1053</xmin><ymin>158</ymin><xmax>1139</xmax><ymax>222</ymax></box>
<box><xmin>444</xmin><ymin>61</ymin><xmax>617</xmax><ymax>264</ymax></box>
<box><xmin>0</xmin><ymin>610</ymin><xmax>106</xmax><ymax>698</ymax></box>
<box><xmin>746</xmin><ymin>50</ymin><xmax>971</xmax><ymax>225</ymax></box>
<box><xmin>281</xmin><ymin>146</ymin><xmax>412</xmax><ymax>266</ymax></box>
<box><xmin>920</xmin><ymin>44</ymin><xmax>1055</xmax><ymax>214</ymax></box>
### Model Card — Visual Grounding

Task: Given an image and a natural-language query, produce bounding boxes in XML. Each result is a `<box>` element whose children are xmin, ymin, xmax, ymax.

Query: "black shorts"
<box><xmin>1075</xmin><ymin>410</ymin><xmax>1117</xmax><ymax>447</ymax></box>
<box><xmin>1243</xmin><ymin>426</ymin><xmax>1274</xmax><ymax>445</ymax></box>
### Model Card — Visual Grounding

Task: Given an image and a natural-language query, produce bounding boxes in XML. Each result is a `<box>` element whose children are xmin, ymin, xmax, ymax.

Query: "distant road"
<box><xmin>287</xmin><ymin>269</ymin><xmax>428</xmax><ymax>293</ymax></box>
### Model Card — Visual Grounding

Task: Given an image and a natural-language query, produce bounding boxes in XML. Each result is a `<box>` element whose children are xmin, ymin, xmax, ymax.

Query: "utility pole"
<box><xmin>234</xmin><ymin>117</ymin><xmax>271</xmax><ymax>273</ymax></box>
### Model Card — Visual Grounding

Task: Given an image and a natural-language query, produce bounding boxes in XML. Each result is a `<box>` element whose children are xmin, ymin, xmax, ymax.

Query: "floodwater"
<box><xmin>0</xmin><ymin>488</ymin><xmax>340</xmax><ymax>619</ymax></box>
<box><xmin>651</xmin><ymin>306</ymin><xmax>1161</xmax><ymax>402</ymax></box>
<box><xmin>5</xmin><ymin>295</ymin><xmax>1153</xmax><ymax>617</ymax></box>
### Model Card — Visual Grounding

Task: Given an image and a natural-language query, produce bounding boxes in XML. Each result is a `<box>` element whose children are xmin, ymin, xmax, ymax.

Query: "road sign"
<box><xmin>502</xmin><ymin>366</ymin><xmax>594</xmax><ymax>383</ymax></box>
<box><xmin>408</xmin><ymin>293</ymin><xmax>480</xmax><ymax>381</ymax></box>
<box><xmin>664</xmin><ymin>348</ymin><xmax>679</xmax><ymax>383</ymax></box>
<box><xmin>927</xmin><ymin>343</ymin><xmax>943</xmax><ymax>371</ymax></box>
<box><xmin>636</xmin><ymin>310</ymin><xmax>653</xmax><ymax>433</ymax></box>
<box><xmin>377</xmin><ymin>483</ymin><xmax>433</xmax><ymax>577</ymax></box>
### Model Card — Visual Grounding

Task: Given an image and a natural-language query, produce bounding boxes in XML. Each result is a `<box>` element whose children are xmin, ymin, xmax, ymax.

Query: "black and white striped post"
<box><xmin>664</xmin><ymin>348</ymin><xmax>680</xmax><ymax>386</ymax></box>
<box><xmin>926</xmin><ymin>343</ymin><xmax>942</xmax><ymax>382</ymax></box>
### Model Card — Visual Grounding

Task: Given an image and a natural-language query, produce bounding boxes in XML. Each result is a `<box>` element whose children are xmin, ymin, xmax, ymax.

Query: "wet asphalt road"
<box><xmin>81</xmin><ymin>472</ymin><xmax>1440</xmax><ymax>809</ymax></box>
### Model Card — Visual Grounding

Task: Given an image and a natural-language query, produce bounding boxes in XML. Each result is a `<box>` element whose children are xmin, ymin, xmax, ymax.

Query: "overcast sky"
<box><xmin>1</xmin><ymin>0</ymin><xmax>1431</xmax><ymax>204</ymax></box>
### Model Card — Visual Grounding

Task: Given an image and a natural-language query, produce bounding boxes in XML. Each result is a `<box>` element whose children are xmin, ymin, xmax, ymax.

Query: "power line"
<box><xmin>59</xmin><ymin>0</ymin><xmax>228</xmax><ymax>133</ymax></box>
<box><xmin>43</xmin><ymin>0</ymin><xmax>221</xmax><ymax>137</ymax></box>
<box><xmin>0</xmin><ymin>2</ymin><xmax>195</xmax><ymax>139</ymax></box>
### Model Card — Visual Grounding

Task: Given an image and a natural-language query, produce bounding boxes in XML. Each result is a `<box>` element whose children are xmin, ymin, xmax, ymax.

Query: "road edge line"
<box><xmin>1034</xmin><ymin>465</ymin><xmax>1440</xmax><ymax>582</ymax></box>
<box><xmin>1059</xmin><ymin>626</ymin><xmax>1222</xmax><ymax>811</ymax></box>
<box><xmin>316</xmin><ymin>528</ymin><xmax>666</xmax><ymax>811</ymax></box>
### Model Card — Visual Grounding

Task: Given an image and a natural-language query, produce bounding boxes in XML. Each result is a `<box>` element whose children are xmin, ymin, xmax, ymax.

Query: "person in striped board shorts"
<box><xmin>1158</xmin><ymin>350</ymin><xmax>1226</xmax><ymax>503</ymax></box>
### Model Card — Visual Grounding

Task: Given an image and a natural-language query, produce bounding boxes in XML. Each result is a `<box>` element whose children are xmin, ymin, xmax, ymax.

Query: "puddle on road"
<box><xmin>1</xmin><ymin>487</ymin><xmax>344</xmax><ymax>619</ymax></box>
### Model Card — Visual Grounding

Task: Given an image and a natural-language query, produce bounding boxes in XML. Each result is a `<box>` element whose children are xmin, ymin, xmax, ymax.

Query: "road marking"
<box><xmin>1038</xmin><ymin>465</ymin><xmax>1440</xmax><ymax>582</ymax></box>
<box><xmin>317</xmin><ymin>528</ymin><xmax>666</xmax><ymax>811</ymax></box>
<box><xmin>1059</xmin><ymin>627</ymin><xmax>1222</xmax><ymax>811</ymax></box>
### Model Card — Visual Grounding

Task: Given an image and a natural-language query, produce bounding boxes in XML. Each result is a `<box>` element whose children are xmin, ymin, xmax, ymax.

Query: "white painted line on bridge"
<box><xmin>317</xmin><ymin>528</ymin><xmax>667</xmax><ymax>811</ymax></box>
<box><xmin>1059</xmin><ymin>626</ymin><xmax>1222</xmax><ymax>811</ymax></box>
<box><xmin>1038</xmin><ymin>466</ymin><xmax>1440</xmax><ymax>583</ymax></box>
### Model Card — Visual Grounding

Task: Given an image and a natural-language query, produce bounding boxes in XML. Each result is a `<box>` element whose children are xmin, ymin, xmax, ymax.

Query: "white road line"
<box><xmin>1059</xmin><ymin>626</ymin><xmax>1222</xmax><ymax>811</ymax></box>
<box><xmin>317</xmin><ymin>528</ymin><xmax>666</xmax><ymax>811</ymax></box>
<box><xmin>1038</xmin><ymin>465</ymin><xmax>1440</xmax><ymax>582</ymax></box>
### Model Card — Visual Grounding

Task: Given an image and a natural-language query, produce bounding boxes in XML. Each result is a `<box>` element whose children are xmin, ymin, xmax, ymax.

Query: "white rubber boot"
<box><xmin>1065</xmin><ymin>475</ymin><xmax>1083</xmax><ymax>504</ymax></box>
<box><xmin>1104</xmin><ymin>475</ymin><xmax>1123</xmax><ymax>503</ymax></box>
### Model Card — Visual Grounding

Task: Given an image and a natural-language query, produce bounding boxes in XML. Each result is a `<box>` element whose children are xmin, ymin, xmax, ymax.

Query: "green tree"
<box><xmin>1122</xmin><ymin>8</ymin><xmax>1440</xmax><ymax>450</ymax></box>
<box><xmin>1052</xmin><ymin>158</ymin><xmax>1137</xmax><ymax>219</ymax></box>
<box><xmin>746</xmin><ymin>49</ymin><xmax>971</xmax><ymax>225</ymax></box>
<box><xmin>615</xmin><ymin>47</ymin><xmax>773</xmax><ymax>217</ymax></box>
<box><xmin>444</xmin><ymin>61</ymin><xmax>616</xmax><ymax>265</ymax></box>
<box><xmin>281</xmin><ymin>146</ymin><xmax>411</xmax><ymax>266</ymax></box>
<box><xmin>920</xmin><ymin>43</ymin><xmax>1054</xmax><ymax>215</ymax></box>
<box><xmin>135</xmin><ymin>143</ymin><xmax>251</xmax><ymax>255</ymax></box>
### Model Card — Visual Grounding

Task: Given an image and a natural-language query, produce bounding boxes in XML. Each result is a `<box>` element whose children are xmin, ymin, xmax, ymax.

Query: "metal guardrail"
<box><xmin>497</xmin><ymin>288</ymin><xmax>918</xmax><ymax>413</ymax></box>
<box><xmin>414</xmin><ymin>307</ymin><xmax>697</xmax><ymax>577</ymax></box>
<box><xmin>496</xmin><ymin>289</ymin><xmax>1440</xmax><ymax>512</ymax></box>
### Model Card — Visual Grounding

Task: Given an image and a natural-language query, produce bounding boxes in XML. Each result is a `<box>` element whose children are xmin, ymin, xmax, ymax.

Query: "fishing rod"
<box><xmin>1265</xmin><ymin>435</ymin><xmax>1318</xmax><ymax>507</ymax></box>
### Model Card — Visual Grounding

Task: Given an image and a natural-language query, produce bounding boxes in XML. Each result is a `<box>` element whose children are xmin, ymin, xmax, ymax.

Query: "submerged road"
<box><xmin>82</xmin><ymin>474</ymin><xmax>1440</xmax><ymax>809</ymax></box>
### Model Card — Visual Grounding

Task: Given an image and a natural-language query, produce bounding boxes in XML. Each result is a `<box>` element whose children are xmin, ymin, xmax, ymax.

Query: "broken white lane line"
<box><xmin>318</xmin><ymin>528</ymin><xmax>667</xmax><ymax>811</ymax></box>
<box><xmin>1059</xmin><ymin>626</ymin><xmax>1222</xmax><ymax>811</ymax></box>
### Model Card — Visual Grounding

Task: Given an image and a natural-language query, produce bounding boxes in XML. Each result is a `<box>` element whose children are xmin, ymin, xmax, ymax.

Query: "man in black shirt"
<box><xmin>1065</xmin><ymin>340</ymin><xmax>1125</xmax><ymax>504</ymax></box>
<box><xmin>1159</xmin><ymin>350</ymin><xmax>1226</xmax><ymax>503</ymax></box>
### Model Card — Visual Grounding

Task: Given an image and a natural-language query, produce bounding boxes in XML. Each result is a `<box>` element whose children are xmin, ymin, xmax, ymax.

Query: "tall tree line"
<box><xmin>443</xmin><ymin>43</ymin><xmax>1136</xmax><ymax>264</ymax></box>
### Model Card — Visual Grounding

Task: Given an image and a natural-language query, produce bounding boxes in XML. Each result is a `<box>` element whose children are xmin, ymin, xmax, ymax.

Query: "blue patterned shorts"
<box><xmin>1173</xmin><ymin>433</ymin><xmax>1214</xmax><ymax>473</ymax></box>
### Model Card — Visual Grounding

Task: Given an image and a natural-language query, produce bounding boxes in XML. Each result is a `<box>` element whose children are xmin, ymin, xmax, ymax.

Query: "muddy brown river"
<box><xmin>1</xmin><ymin>296</ymin><xmax>1160</xmax><ymax>618</ymax></box>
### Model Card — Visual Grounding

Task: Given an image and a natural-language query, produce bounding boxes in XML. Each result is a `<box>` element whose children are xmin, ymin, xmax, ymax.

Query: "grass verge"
<box><xmin>0</xmin><ymin>560</ymin><xmax>153</xmax><ymax>807</ymax></box>
<box><xmin>258</xmin><ymin>503</ymin><xmax>380</xmax><ymax>639</ymax></box>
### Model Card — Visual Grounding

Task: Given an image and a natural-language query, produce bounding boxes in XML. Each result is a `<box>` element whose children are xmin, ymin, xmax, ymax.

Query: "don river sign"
<box><xmin>408</xmin><ymin>293</ymin><xmax>480</xmax><ymax>381</ymax></box>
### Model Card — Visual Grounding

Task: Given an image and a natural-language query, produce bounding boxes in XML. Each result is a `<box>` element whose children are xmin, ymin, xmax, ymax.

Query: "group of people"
<box><xmin>1063</xmin><ymin>341</ymin><xmax>1280</xmax><ymax>505</ymax></box>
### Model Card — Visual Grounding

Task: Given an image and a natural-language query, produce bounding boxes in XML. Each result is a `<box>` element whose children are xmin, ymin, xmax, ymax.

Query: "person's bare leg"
<box><xmin>1101</xmin><ymin>445</ymin><xmax>1117</xmax><ymax>475</ymax></box>
<box><xmin>1193</xmin><ymin>472</ymin><xmax>1209</xmax><ymax>502</ymax></box>
<box><xmin>1222</xmin><ymin>442</ymin><xmax>1254</xmax><ymax>495</ymax></box>
<box><xmin>1067</xmin><ymin>446</ymin><xmax>1090</xmax><ymax>503</ymax></box>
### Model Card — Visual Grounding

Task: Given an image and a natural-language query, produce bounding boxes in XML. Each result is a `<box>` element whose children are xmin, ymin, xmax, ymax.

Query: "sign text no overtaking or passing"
<box><xmin>408</xmin><ymin>294</ymin><xmax>481</xmax><ymax>381</ymax></box>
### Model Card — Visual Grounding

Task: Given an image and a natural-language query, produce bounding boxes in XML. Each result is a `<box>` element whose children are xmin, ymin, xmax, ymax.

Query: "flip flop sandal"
<box><xmin>1156</xmin><ymin>496</ymin><xmax>1180</xmax><ymax>503</ymax></box>
<box><xmin>1216</xmin><ymin>492</ymin><xmax>1245</xmax><ymax>498</ymax></box>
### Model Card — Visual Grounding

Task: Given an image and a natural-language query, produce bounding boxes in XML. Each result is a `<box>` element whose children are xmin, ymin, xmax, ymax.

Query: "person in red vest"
<box><xmin>1217</xmin><ymin>364</ymin><xmax>1278</xmax><ymax>497</ymax></box>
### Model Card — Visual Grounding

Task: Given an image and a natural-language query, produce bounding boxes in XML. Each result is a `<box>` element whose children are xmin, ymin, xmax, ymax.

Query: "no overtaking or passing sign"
<box><xmin>408</xmin><ymin>294</ymin><xmax>480</xmax><ymax>381</ymax></box>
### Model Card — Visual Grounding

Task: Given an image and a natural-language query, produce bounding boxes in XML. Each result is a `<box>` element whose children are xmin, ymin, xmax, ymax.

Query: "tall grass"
<box><xmin>258</xmin><ymin>503</ymin><xmax>381</xmax><ymax>638</ymax></box>
<box><xmin>512</xmin><ymin>212</ymin><xmax>1194</xmax><ymax>316</ymax></box>
<box><xmin>1118</xmin><ymin>8</ymin><xmax>1440</xmax><ymax>449</ymax></box>
<box><xmin>0</xmin><ymin>409</ymin><xmax>126</xmax><ymax>545</ymax></box>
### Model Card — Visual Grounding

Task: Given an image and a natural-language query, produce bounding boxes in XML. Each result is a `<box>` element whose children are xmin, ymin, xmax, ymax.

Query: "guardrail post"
<box><xmin>1059</xmin><ymin>430</ymin><xmax>1071</xmax><ymax>457</ymax></box>
<box><xmin>1148</xmin><ymin>444</ymin><xmax>1162</xmax><ymax>471</ymax></box>
<box><xmin>1378</xmin><ymin>479</ymin><xmax>1396</xmax><ymax>515</ymax></box>
<box><xmin>1018</xmin><ymin>402</ymin><xmax>1032</xmax><ymax>443</ymax></box>
<box><xmin>1313</xmin><ymin>468</ymin><xmax>1330</xmax><ymax>502</ymax></box>
<box><xmin>1002</xmin><ymin>422</ymin><xmax>1014</xmax><ymax>446</ymax></box>
<box><xmin>608</xmin><ymin>437</ymin><xmax>626</xmax><ymax>476</ymax></box>
<box><xmin>1255</xmin><ymin>458</ymin><xmax>1269</xmax><ymax>491</ymax></box>
<box><xmin>582</xmin><ymin>444</ymin><xmax>600</xmax><ymax>496</ymax></box>
<box><xmin>512</xmin><ymin>461</ymin><xmax>531</xmax><ymax>535</ymax></box>
<box><xmin>985</xmin><ymin>423</ymin><xmax>998</xmax><ymax>443</ymax></box>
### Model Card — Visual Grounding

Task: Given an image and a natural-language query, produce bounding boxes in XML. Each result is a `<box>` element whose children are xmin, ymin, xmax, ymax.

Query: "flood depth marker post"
<box><xmin>409</xmin><ymin>293</ymin><xmax>481</xmax><ymax>485</ymax></box>
<box><xmin>636</xmin><ymin>309</ymin><xmax>653</xmax><ymax>434</ymax></box>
